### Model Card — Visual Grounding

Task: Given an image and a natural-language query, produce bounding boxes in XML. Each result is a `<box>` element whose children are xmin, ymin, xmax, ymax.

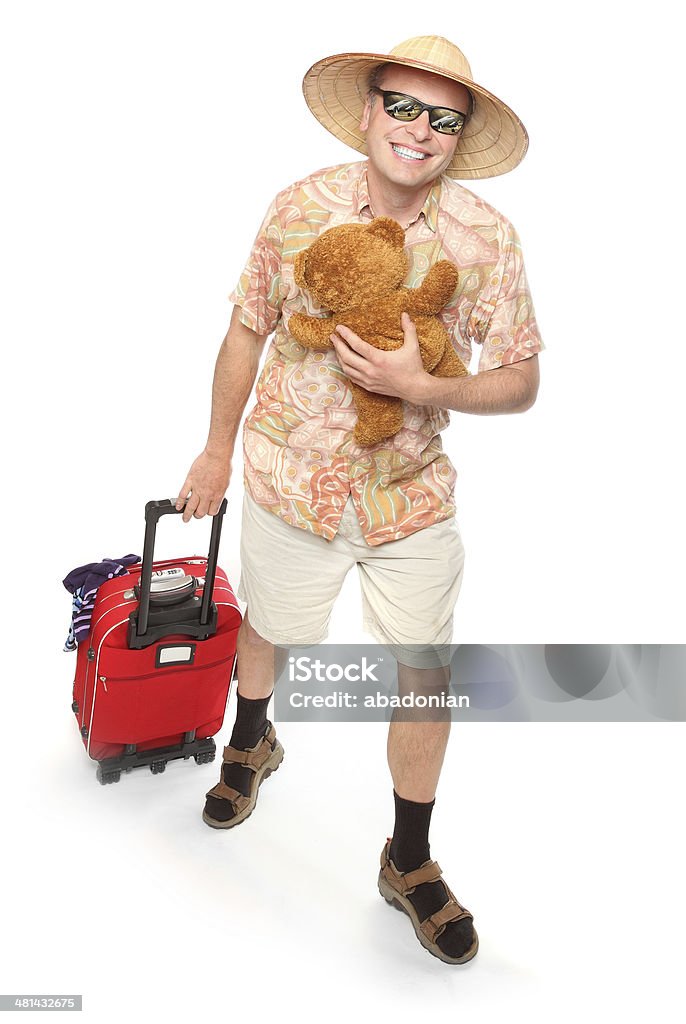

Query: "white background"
<box><xmin>1</xmin><ymin>1</ymin><xmax>684</xmax><ymax>1021</ymax></box>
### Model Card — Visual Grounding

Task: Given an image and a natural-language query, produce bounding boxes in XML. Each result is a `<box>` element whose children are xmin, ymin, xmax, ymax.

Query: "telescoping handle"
<box><xmin>136</xmin><ymin>498</ymin><xmax>227</xmax><ymax>639</ymax></box>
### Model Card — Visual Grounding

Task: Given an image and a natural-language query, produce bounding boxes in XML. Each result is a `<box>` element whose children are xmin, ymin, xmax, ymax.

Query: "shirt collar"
<box><xmin>356</xmin><ymin>163</ymin><xmax>441</xmax><ymax>234</ymax></box>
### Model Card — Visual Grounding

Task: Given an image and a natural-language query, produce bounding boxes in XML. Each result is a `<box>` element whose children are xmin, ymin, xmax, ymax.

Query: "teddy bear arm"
<box><xmin>406</xmin><ymin>261</ymin><xmax>460</xmax><ymax>314</ymax></box>
<box><xmin>288</xmin><ymin>312</ymin><xmax>335</xmax><ymax>350</ymax></box>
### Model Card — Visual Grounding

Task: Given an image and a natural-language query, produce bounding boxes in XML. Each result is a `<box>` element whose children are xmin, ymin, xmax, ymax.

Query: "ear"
<box><xmin>359</xmin><ymin>95</ymin><xmax>372</xmax><ymax>133</ymax></box>
<box><xmin>367</xmin><ymin>217</ymin><xmax>405</xmax><ymax>248</ymax></box>
<box><xmin>294</xmin><ymin>249</ymin><xmax>309</xmax><ymax>288</ymax></box>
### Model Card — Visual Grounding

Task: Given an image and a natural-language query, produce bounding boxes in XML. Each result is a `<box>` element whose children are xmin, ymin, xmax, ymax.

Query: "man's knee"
<box><xmin>238</xmin><ymin>610</ymin><xmax>273</xmax><ymax>649</ymax></box>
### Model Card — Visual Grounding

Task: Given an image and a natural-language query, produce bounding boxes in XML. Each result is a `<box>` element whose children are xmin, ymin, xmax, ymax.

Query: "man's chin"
<box><xmin>384</xmin><ymin>162</ymin><xmax>440</xmax><ymax>190</ymax></box>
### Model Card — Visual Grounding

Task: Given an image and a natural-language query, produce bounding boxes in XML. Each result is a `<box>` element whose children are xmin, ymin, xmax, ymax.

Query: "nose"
<box><xmin>405</xmin><ymin>110</ymin><xmax>432</xmax><ymax>142</ymax></box>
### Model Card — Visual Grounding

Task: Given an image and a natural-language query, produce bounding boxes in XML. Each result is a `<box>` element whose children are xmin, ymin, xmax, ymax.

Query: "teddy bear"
<box><xmin>288</xmin><ymin>216</ymin><xmax>468</xmax><ymax>447</ymax></box>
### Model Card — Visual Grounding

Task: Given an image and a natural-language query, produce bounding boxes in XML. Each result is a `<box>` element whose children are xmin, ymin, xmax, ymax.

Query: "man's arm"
<box><xmin>331</xmin><ymin>313</ymin><xmax>539</xmax><ymax>415</ymax></box>
<box><xmin>415</xmin><ymin>350</ymin><xmax>539</xmax><ymax>414</ymax></box>
<box><xmin>175</xmin><ymin>306</ymin><xmax>270</xmax><ymax>522</ymax></box>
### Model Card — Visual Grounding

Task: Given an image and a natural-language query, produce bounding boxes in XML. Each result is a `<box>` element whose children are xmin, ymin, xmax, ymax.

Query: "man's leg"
<box><xmin>385</xmin><ymin>662</ymin><xmax>475</xmax><ymax>960</ymax></box>
<box><xmin>235</xmin><ymin>610</ymin><xmax>285</xmax><ymax>700</ymax></box>
<box><xmin>387</xmin><ymin>663</ymin><xmax>450</xmax><ymax>803</ymax></box>
<box><xmin>203</xmin><ymin>492</ymin><xmax>357</xmax><ymax>827</ymax></box>
<box><xmin>202</xmin><ymin>611</ymin><xmax>285</xmax><ymax>827</ymax></box>
<box><xmin>352</xmin><ymin>506</ymin><xmax>474</xmax><ymax>963</ymax></box>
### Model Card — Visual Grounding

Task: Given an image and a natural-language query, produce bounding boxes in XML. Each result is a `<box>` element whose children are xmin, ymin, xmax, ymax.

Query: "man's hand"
<box><xmin>175</xmin><ymin>449</ymin><xmax>231</xmax><ymax>523</ymax></box>
<box><xmin>330</xmin><ymin>312</ymin><xmax>428</xmax><ymax>403</ymax></box>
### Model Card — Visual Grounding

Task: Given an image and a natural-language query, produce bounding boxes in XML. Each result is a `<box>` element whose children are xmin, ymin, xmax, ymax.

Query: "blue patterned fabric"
<box><xmin>63</xmin><ymin>554</ymin><xmax>140</xmax><ymax>650</ymax></box>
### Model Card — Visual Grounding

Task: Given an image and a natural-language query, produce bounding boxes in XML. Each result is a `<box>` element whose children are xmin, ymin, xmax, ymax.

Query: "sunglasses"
<box><xmin>371</xmin><ymin>88</ymin><xmax>468</xmax><ymax>135</ymax></box>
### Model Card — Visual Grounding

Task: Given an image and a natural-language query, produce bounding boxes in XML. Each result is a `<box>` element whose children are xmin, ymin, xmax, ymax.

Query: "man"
<box><xmin>176</xmin><ymin>35</ymin><xmax>543</xmax><ymax>965</ymax></box>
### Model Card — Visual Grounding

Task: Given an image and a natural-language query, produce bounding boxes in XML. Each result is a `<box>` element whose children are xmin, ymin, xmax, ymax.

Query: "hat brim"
<box><xmin>302</xmin><ymin>51</ymin><xmax>529</xmax><ymax>179</ymax></box>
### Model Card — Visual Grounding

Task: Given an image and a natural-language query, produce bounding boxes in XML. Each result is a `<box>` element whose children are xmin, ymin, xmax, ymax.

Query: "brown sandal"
<box><xmin>378</xmin><ymin>839</ymin><xmax>479</xmax><ymax>964</ymax></box>
<box><xmin>202</xmin><ymin>722</ymin><xmax>284</xmax><ymax>829</ymax></box>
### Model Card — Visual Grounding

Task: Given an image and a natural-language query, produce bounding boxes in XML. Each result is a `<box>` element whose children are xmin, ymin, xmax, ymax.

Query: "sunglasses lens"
<box><xmin>430</xmin><ymin>110</ymin><xmax>465</xmax><ymax>134</ymax></box>
<box><xmin>383</xmin><ymin>93</ymin><xmax>422</xmax><ymax>120</ymax></box>
<box><xmin>379</xmin><ymin>91</ymin><xmax>466</xmax><ymax>134</ymax></box>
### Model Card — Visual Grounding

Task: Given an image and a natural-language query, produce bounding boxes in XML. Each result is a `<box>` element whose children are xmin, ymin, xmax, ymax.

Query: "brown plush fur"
<box><xmin>289</xmin><ymin>217</ymin><xmax>468</xmax><ymax>447</ymax></box>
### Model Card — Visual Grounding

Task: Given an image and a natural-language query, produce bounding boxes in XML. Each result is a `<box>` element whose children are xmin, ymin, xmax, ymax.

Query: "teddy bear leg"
<box><xmin>432</xmin><ymin>344</ymin><xmax>469</xmax><ymax>378</ymax></box>
<box><xmin>350</xmin><ymin>384</ymin><xmax>404</xmax><ymax>446</ymax></box>
<box><xmin>414</xmin><ymin>321</ymin><xmax>444</xmax><ymax>374</ymax></box>
<box><xmin>414</xmin><ymin>321</ymin><xmax>468</xmax><ymax>378</ymax></box>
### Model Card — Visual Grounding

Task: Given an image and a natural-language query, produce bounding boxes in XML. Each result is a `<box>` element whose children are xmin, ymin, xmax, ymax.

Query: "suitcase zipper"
<box><xmin>87</xmin><ymin>615</ymin><xmax>130</xmax><ymax>755</ymax></box>
<box><xmin>82</xmin><ymin>601</ymin><xmax>133</xmax><ymax>729</ymax></box>
<box><xmin>103</xmin><ymin>654</ymin><xmax>234</xmax><ymax>685</ymax></box>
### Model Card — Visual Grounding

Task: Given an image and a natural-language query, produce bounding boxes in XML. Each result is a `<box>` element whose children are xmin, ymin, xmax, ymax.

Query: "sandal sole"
<box><xmin>378</xmin><ymin>873</ymin><xmax>479</xmax><ymax>965</ymax></box>
<box><xmin>202</xmin><ymin>741</ymin><xmax>284</xmax><ymax>830</ymax></box>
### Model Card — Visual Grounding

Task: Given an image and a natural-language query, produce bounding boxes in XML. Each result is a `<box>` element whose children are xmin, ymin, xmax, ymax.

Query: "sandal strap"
<box><xmin>389</xmin><ymin>860</ymin><xmax>443</xmax><ymax>894</ymax></box>
<box><xmin>222</xmin><ymin>722</ymin><xmax>277</xmax><ymax>772</ymax></box>
<box><xmin>222</xmin><ymin>743</ymin><xmax>270</xmax><ymax>771</ymax></box>
<box><xmin>420</xmin><ymin>897</ymin><xmax>473</xmax><ymax>943</ymax></box>
<box><xmin>380</xmin><ymin>841</ymin><xmax>443</xmax><ymax>894</ymax></box>
<box><xmin>205</xmin><ymin>780</ymin><xmax>251</xmax><ymax>813</ymax></box>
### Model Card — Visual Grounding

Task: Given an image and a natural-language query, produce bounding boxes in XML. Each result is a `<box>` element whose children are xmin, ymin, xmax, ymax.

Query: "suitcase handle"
<box><xmin>136</xmin><ymin>498</ymin><xmax>227</xmax><ymax>640</ymax></box>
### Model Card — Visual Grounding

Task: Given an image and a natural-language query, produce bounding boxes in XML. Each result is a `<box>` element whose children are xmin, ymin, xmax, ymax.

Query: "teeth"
<box><xmin>391</xmin><ymin>144</ymin><xmax>427</xmax><ymax>161</ymax></box>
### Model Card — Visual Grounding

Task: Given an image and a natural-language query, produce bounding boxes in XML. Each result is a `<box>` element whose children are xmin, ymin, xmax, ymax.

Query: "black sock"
<box><xmin>390</xmin><ymin>789</ymin><xmax>434</xmax><ymax>871</ymax></box>
<box><xmin>204</xmin><ymin>691</ymin><xmax>272</xmax><ymax>822</ymax></box>
<box><xmin>229</xmin><ymin>691</ymin><xmax>272</xmax><ymax>750</ymax></box>
<box><xmin>389</xmin><ymin>790</ymin><xmax>474</xmax><ymax>959</ymax></box>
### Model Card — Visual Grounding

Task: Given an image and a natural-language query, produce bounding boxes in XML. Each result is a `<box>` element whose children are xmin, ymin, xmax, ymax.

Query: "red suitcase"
<box><xmin>70</xmin><ymin>498</ymin><xmax>241</xmax><ymax>784</ymax></box>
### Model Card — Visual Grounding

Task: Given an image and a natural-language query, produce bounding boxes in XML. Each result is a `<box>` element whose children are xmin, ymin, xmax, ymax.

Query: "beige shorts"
<box><xmin>237</xmin><ymin>492</ymin><xmax>465</xmax><ymax>668</ymax></box>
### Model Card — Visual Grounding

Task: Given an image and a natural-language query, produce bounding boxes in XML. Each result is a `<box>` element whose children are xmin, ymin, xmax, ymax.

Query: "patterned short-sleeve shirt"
<box><xmin>230</xmin><ymin>160</ymin><xmax>543</xmax><ymax>546</ymax></box>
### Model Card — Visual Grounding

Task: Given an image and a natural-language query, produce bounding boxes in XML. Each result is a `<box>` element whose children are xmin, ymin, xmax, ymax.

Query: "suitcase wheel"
<box><xmin>194</xmin><ymin>751</ymin><xmax>215</xmax><ymax>765</ymax></box>
<box><xmin>96</xmin><ymin>766</ymin><xmax>121</xmax><ymax>785</ymax></box>
<box><xmin>150</xmin><ymin>760</ymin><xmax>167</xmax><ymax>775</ymax></box>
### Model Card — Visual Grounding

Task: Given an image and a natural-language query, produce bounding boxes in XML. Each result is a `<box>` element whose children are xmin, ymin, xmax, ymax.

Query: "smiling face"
<box><xmin>359</xmin><ymin>65</ymin><xmax>471</xmax><ymax>195</ymax></box>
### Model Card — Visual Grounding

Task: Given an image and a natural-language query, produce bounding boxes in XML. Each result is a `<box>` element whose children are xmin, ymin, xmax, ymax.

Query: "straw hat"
<box><xmin>302</xmin><ymin>35</ymin><xmax>529</xmax><ymax>179</ymax></box>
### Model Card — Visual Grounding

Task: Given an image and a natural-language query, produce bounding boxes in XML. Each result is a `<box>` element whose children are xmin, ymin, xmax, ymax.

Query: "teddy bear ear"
<box><xmin>294</xmin><ymin>249</ymin><xmax>309</xmax><ymax>287</ymax></box>
<box><xmin>367</xmin><ymin>217</ymin><xmax>405</xmax><ymax>248</ymax></box>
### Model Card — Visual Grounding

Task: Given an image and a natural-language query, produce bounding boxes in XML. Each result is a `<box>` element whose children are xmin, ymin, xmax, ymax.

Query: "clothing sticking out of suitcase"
<box><xmin>70</xmin><ymin>499</ymin><xmax>241</xmax><ymax>784</ymax></box>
